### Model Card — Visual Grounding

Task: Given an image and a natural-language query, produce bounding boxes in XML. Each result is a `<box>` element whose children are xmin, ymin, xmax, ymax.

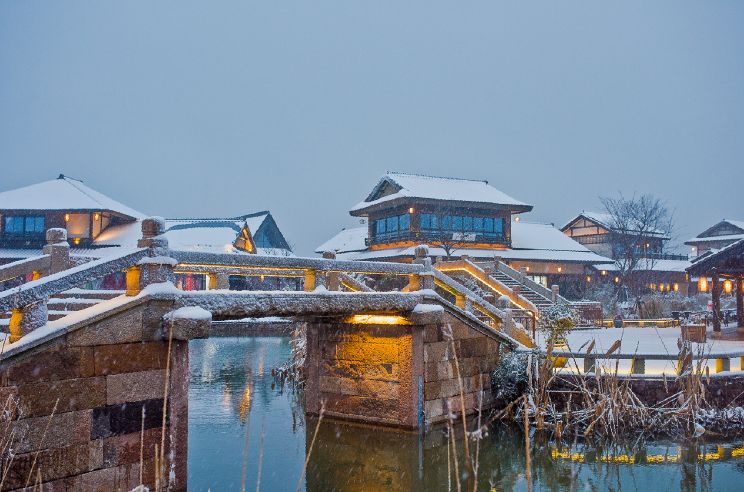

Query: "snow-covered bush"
<box><xmin>491</xmin><ymin>350</ymin><xmax>529</xmax><ymax>402</ymax></box>
<box><xmin>538</xmin><ymin>304</ymin><xmax>579</xmax><ymax>345</ymax></box>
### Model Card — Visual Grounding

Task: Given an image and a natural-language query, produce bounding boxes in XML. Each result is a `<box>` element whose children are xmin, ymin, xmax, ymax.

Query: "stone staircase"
<box><xmin>1</xmin><ymin>289</ymin><xmax>125</xmax><ymax>327</ymax></box>
<box><xmin>47</xmin><ymin>289</ymin><xmax>125</xmax><ymax>320</ymax></box>
<box><xmin>488</xmin><ymin>269</ymin><xmax>554</xmax><ymax>310</ymax></box>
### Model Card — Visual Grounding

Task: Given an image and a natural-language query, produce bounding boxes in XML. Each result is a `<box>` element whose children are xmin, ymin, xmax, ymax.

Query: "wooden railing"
<box><xmin>520</xmin><ymin>348</ymin><xmax>744</xmax><ymax>376</ymax></box>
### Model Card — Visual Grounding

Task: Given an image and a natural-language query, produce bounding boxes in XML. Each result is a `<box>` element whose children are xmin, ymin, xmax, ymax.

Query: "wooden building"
<box><xmin>318</xmin><ymin>173</ymin><xmax>611</xmax><ymax>291</ymax></box>
<box><xmin>685</xmin><ymin>219</ymin><xmax>744</xmax><ymax>259</ymax></box>
<box><xmin>687</xmin><ymin>238</ymin><xmax>744</xmax><ymax>334</ymax></box>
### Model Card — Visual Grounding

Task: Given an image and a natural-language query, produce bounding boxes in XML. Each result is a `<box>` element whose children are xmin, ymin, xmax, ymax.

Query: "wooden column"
<box><xmin>711</xmin><ymin>272</ymin><xmax>721</xmax><ymax>333</ymax></box>
<box><xmin>737</xmin><ymin>277</ymin><xmax>744</xmax><ymax>329</ymax></box>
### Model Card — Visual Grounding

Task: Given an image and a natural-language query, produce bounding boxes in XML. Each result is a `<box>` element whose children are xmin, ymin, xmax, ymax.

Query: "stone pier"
<box><xmin>305</xmin><ymin>305</ymin><xmax>505</xmax><ymax>429</ymax></box>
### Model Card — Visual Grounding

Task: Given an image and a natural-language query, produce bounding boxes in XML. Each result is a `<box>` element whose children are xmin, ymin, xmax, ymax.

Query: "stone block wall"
<box><xmin>0</xmin><ymin>300</ymin><xmax>189</xmax><ymax>491</ymax></box>
<box><xmin>305</xmin><ymin>321</ymin><xmax>420</xmax><ymax>428</ymax></box>
<box><xmin>423</xmin><ymin>315</ymin><xmax>500</xmax><ymax>425</ymax></box>
<box><xmin>305</xmin><ymin>311</ymin><xmax>504</xmax><ymax>429</ymax></box>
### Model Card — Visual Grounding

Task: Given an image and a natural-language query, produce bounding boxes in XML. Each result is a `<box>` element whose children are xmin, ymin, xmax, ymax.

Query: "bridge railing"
<box><xmin>2</xmin><ymin>217</ymin><xmax>536</xmax><ymax>348</ymax></box>
<box><xmin>0</xmin><ymin>255</ymin><xmax>50</xmax><ymax>284</ymax></box>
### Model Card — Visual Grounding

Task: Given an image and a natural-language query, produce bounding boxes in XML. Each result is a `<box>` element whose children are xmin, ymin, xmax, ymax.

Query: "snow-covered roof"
<box><xmin>596</xmin><ymin>258</ymin><xmax>691</xmax><ymax>273</ymax></box>
<box><xmin>565</xmin><ymin>211</ymin><xmax>668</xmax><ymax>238</ymax></box>
<box><xmin>315</xmin><ymin>227</ymin><xmax>368</xmax><ymax>254</ymax></box>
<box><xmin>350</xmin><ymin>172</ymin><xmax>532</xmax><ymax>214</ymax></box>
<box><xmin>685</xmin><ymin>233</ymin><xmax>744</xmax><ymax>245</ymax></box>
<box><xmin>511</xmin><ymin>221</ymin><xmax>592</xmax><ymax>252</ymax></box>
<box><xmin>93</xmin><ymin>214</ymin><xmax>293</xmax><ymax>256</ymax></box>
<box><xmin>685</xmin><ymin>219</ymin><xmax>744</xmax><ymax>245</ymax></box>
<box><xmin>0</xmin><ymin>175</ymin><xmax>144</xmax><ymax>219</ymax></box>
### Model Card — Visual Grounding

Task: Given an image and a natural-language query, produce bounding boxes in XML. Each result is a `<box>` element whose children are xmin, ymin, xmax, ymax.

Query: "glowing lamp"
<box><xmin>346</xmin><ymin>314</ymin><xmax>411</xmax><ymax>325</ymax></box>
<box><xmin>586</xmin><ymin>276</ymin><xmax>591</xmax><ymax>283</ymax></box>
<box><xmin>724</xmin><ymin>280</ymin><xmax>733</xmax><ymax>294</ymax></box>
<box><xmin>64</xmin><ymin>213</ymin><xmax>70</xmax><ymax>222</ymax></box>
<box><xmin>525</xmin><ymin>266</ymin><xmax>530</xmax><ymax>272</ymax></box>
<box><xmin>408</xmin><ymin>207</ymin><xmax>414</xmax><ymax>214</ymax></box>
<box><xmin>557</xmin><ymin>267</ymin><xmax>562</xmax><ymax>273</ymax></box>
<box><xmin>94</xmin><ymin>212</ymin><xmax>100</xmax><ymax>220</ymax></box>
<box><xmin>698</xmin><ymin>277</ymin><xmax>708</xmax><ymax>293</ymax></box>
<box><xmin>73</xmin><ymin>237</ymin><xmax>81</xmax><ymax>245</ymax></box>
<box><xmin>614</xmin><ymin>276</ymin><xmax>620</xmax><ymax>284</ymax></box>
<box><xmin>673</xmin><ymin>283</ymin><xmax>679</xmax><ymax>292</ymax></box>
<box><xmin>514</xmin><ymin>216</ymin><xmax>521</xmax><ymax>222</ymax></box>
<box><xmin>601</xmin><ymin>270</ymin><xmax>607</xmax><ymax>276</ymax></box>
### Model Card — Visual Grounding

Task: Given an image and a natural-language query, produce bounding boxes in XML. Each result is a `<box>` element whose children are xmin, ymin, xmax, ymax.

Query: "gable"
<box><xmin>698</xmin><ymin>220</ymin><xmax>744</xmax><ymax>238</ymax></box>
<box><xmin>252</xmin><ymin>214</ymin><xmax>291</xmax><ymax>250</ymax></box>
<box><xmin>561</xmin><ymin>215</ymin><xmax>610</xmax><ymax>237</ymax></box>
<box><xmin>233</xmin><ymin>225</ymin><xmax>257</xmax><ymax>253</ymax></box>
<box><xmin>365</xmin><ymin>178</ymin><xmax>403</xmax><ymax>202</ymax></box>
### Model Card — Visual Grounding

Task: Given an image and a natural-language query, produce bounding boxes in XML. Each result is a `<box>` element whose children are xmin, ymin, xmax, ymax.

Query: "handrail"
<box><xmin>0</xmin><ymin>255</ymin><xmax>50</xmax><ymax>283</ymax></box>
<box><xmin>435</xmin><ymin>259</ymin><xmax>541</xmax><ymax>314</ymax></box>
<box><xmin>520</xmin><ymin>349</ymin><xmax>744</xmax><ymax>361</ymax></box>
<box><xmin>338</xmin><ymin>273</ymin><xmax>374</xmax><ymax>292</ymax></box>
<box><xmin>0</xmin><ymin>249</ymin><xmax>147</xmax><ymax>311</ymax></box>
<box><xmin>170</xmin><ymin>250</ymin><xmax>425</xmax><ymax>275</ymax></box>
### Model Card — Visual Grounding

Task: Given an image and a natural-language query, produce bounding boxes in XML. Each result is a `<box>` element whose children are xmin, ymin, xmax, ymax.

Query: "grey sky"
<box><xmin>1</xmin><ymin>1</ymin><xmax>742</xmax><ymax>254</ymax></box>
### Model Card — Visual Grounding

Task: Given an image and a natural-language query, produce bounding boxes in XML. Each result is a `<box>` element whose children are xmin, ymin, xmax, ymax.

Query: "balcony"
<box><xmin>366</xmin><ymin>230</ymin><xmax>508</xmax><ymax>247</ymax></box>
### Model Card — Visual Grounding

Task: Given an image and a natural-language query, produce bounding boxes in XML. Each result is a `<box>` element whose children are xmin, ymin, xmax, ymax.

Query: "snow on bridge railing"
<box><xmin>0</xmin><ymin>248</ymin><xmax>148</xmax><ymax>312</ymax></box>
<box><xmin>169</xmin><ymin>250</ymin><xmax>426</xmax><ymax>275</ymax></box>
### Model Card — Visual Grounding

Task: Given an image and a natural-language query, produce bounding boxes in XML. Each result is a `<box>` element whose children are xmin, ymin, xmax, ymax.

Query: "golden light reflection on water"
<box><xmin>551</xmin><ymin>445</ymin><xmax>744</xmax><ymax>464</ymax></box>
<box><xmin>239</xmin><ymin>384</ymin><xmax>252</xmax><ymax>423</ymax></box>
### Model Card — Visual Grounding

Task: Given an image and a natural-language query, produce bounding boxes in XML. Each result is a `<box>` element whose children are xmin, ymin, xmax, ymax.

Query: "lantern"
<box><xmin>724</xmin><ymin>280</ymin><xmax>733</xmax><ymax>294</ymax></box>
<box><xmin>698</xmin><ymin>277</ymin><xmax>708</xmax><ymax>293</ymax></box>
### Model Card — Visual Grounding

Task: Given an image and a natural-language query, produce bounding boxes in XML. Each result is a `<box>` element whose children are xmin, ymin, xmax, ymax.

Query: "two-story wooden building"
<box><xmin>317</xmin><ymin>173</ymin><xmax>611</xmax><ymax>292</ymax></box>
<box><xmin>562</xmin><ymin>211</ymin><xmax>691</xmax><ymax>294</ymax></box>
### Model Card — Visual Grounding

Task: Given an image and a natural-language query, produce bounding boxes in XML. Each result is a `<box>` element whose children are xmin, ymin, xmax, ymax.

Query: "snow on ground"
<box><xmin>536</xmin><ymin>325</ymin><xmax>744</xmax><ymax>376</ymax></box>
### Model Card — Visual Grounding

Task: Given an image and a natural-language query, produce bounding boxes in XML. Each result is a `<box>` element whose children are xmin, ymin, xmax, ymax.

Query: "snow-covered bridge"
<box><xmin>0</xmin><ymin>217</ymin><xmax>533</xmax><ymax>490</ymax></box>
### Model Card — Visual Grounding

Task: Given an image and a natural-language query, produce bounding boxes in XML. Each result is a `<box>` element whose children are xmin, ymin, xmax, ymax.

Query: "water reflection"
<box><xmin>189</xmin><ymin>336</ymin><xmax>744</xmax><ymax>491</ymax></box>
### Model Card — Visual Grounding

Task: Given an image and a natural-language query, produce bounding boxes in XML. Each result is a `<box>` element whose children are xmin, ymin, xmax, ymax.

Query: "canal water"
<box><xmin>188</xmin><ymin>336</ymin><xmax>744</xmax><ymax>491</ymax></box>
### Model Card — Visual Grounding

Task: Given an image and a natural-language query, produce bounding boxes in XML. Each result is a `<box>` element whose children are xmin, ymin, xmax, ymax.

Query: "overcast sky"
<box><xmin>1</xmin><ymin>1</ymin><xmax>742</xmax><ymax>254</ymax></box>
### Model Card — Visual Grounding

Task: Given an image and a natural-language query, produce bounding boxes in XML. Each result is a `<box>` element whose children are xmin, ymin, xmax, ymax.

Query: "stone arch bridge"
<box><xmin>0</xmin><ymin>218</ymin><xmax>531</xmax><ymax>490</ymax></box>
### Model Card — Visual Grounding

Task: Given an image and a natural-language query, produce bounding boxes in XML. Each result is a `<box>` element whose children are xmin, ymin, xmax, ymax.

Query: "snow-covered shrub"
<box><xmin>538</xmin><ymin>304</ymin><xmax>579</xmax><ymax>345</ymax></box>
<box><xmin>491</xmin><ymin>350</ymin><xmax>529</xmax><ymax>402</ymax></box>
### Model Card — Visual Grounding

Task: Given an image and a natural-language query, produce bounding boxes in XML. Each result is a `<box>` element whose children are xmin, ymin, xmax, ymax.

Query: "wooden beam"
<box><xmin>712</xmin><ymin>272</ymin><xmax>721</xmax><ymax>333</ymax></box>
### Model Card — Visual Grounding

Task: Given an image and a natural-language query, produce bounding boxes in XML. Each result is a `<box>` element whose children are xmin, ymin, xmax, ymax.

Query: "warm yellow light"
<box><xmin>650</xmin><ymin>283</ymin><xmax>656</xmax><ymax>290</ymax></box>
<box><xmin>525</xmin><ymin>266</ymin><xmax>530</xmax><ymax>272</ymax></box>
<box><xmin>73</xmin><ymin>237</ymin><xmax>81</xmax><ymax>245</ymax></box>
<box><xmin>645</xmin><ymin>243</ymin><xmax>650</xmax><ymax>248</ymax></box>
<box><xmin>614</xmin><ymin>276</ymin><xmax>620</xmax><ymax>283</ymax></box>
<box><xmin>64</xmin><ymin>213</ymin><xmax>70</xmax><ymax>222</ymax></box>
<box><xmin>724</xmin><ymin>280</ymin><xmax>733</xmax><ymax>294</ymax></box>
<box><xmin>698</xmin><ymin>277</ymin><xmax>708</xmax><ymax>293</ymax></box>
<box><xmin>260</xmin><ymin>274</ymin><xmax>265</xmax><ymax>282</ymax></box>
<box><xmin>601</xmin><ymin>270</ymin><xmax>607</xmax><ymax>276</ymax></box>
<box><xmin>515</xmin><ymin>216</ymin><xmax>521</xmax><ymax>222</ymax></box>
<box><xmin>408</xmin><ymin>207</ymin><xmax>414</xmax><ymax>214</ymax></box>
<box><xmin>673</xmin><ymin>283</ymin><xmax>679</xmax><ymax>292</ymax></box>
<box><xmin>557</xmin><ymin>267</ymin><xmax>562</xmax><ymax>273</ymax></box>
<box><xmin>346</xmin><ymin>314</ymin><xmax>411</xmax><ymax>325</ymax></box>
<box><xmin>586</xmin><ymin>276</ymin><xmax>591</xmax><ymax>283</ymax></box>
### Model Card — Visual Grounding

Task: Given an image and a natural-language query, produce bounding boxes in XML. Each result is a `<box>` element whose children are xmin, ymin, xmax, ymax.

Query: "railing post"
<box><xmin>583</xmin><ymin>356</ymin><xmax>596</xmax><ymax>374</ymax></box>
<box><xmin>125</xmin><ymin>266</ymin><xmax>141</xmax><ymax>296</ymax></box>
<box><xmin>9</xmin><ymin>299</ymin><xmax>48</xmax><ymax>343</ymax></box>
<box><xmin>551</xmin><ymin>285</ymin><xmax>560</xmax><ymax>304</ymax></box>
<box><xmin>136</xmin><ymin>217</ymin><xmax>175</xmax><ymax>291</ymax></box>
<box><xmin>413</xmin><ymin>245</ymin><xmax>434</xmax><ymax>290</ymax></box>
<box><xmin>322</xmin><ymin>251</ymin><xmax>340</xmax><ymax>291</ymax></box>
<box><xmin>304</xmin><ymin>269</ymin><xmax>317</xmax><ymax>292</ymax></box>
<box><xmin>630</xmin><ymin>357</ymin><xmax>645</xmax><ymax>375</ymax></box>
<box><xmin>207</xmin><ymin>273</ymin><xmax>218</xmax><ymax>290</ymax></box>
<box><xmin>511</xmin><ymin>285</ymin><xmax>521</xmax><ymax>304</ymax></box>
<box><xmin>42</xmin><ymin>228</ymin><xmax>70</xmax><ymax>274</ymax></box>
<box><xmin>716</xmin><ymin>357</ymin><xmax>730</xmax><ymax>373</ymax></box>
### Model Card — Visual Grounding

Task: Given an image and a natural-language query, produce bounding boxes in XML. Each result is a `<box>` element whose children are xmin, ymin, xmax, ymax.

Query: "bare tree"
<box><xmin>599</xmin><ymin>193</ymin><xmax>674</xmax><ymax>293</ymax></box>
